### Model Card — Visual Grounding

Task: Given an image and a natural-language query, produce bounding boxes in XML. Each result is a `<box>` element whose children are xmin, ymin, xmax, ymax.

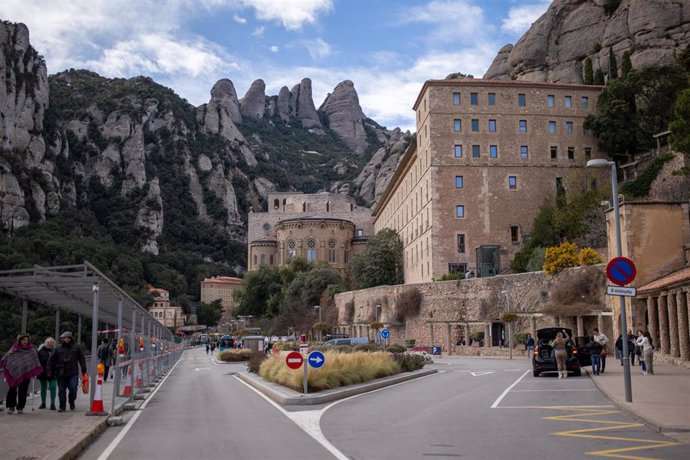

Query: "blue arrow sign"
<box><xmin>380</xmin><ymin>328</ymin><xmax>391</xmax><ymax>339</ymax></box>
<box><xmin>308</xmin><ymin>351</ymin><xmax>325</xmax><ymax>368</ymax></box>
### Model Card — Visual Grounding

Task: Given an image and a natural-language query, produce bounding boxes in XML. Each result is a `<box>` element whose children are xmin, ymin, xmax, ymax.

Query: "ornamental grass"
<box><xmin>258</xmin><ymin>351</ymin><xmax>400</xmax><ymax>392</ymax></box>
<box><xmin>218</xmin><ymin>349</ymin><xmax>254</xmax><ymax>362</ymax></box>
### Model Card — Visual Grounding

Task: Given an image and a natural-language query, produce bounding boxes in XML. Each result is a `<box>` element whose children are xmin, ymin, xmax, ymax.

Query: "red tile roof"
<box><xmin>638</xmin><ymin>266</ymin><xmax>690</xmax><ymax>294</ymax></box>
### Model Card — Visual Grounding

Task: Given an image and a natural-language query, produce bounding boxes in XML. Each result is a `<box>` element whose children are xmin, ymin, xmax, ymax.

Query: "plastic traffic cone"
<box><xmin>135</xmin><ymin>361</ymin><xmax>144</xmax><ymax>388</ymax></box>
<box><xmin>121</xmin><ymin>365</ymin><xmax>133</xmax><ymax>396</ymax></box>
<box><xmin>87</xmin><ymin>364</ymin><xmax>108</xmax><ymax>416</ymax></box>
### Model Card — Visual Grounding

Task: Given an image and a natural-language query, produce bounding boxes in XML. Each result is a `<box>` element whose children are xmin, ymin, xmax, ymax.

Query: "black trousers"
<box><xmin>6</xmin><ymin>379</ymin><xmax>31</xmax><ymax>410</ymax></box>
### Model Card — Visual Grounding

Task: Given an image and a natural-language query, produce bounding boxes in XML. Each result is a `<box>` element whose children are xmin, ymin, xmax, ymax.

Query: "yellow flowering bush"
<box><xmin>543</xmin><ymin>241</ymin><xmax>579</xmax><ymax>274</ymax></box>
<box><xmin>578</xmin><ymin>247</ymin><xmax>603</xmax><ymax>265</ymax></box>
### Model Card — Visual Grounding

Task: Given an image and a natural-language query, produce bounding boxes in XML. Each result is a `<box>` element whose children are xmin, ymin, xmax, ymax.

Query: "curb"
<box><xmin>585</xmin><ymin>369</ymin><xmax>690</xmax><ymax>435</ymax></box>
<box><xmin>237</xmin><ymin>367</ymin><xmax>438</xmax><ymax>406</ymax></box>
<box><xmin>47</xmin><ymin>416</ymin><xmax>109</xmax><ymax>460</ymax></box>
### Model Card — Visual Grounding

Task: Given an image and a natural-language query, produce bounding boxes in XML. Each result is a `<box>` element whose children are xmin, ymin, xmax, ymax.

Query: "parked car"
<box><xmin>323</xmin><ymin>337</ymin><xmax>370</xmax><ymax>347</ymax></box>
<box><xmin>532</xmin><ymin>327</ymin><xmax>582</xmax><ymax>377</ymax></box>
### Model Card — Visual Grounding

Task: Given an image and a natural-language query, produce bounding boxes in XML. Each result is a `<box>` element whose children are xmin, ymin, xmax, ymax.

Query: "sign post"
<box><xmin>380</xmin><ymin>328</ymin><xmax>390</xmax><ymax>351</ymax></box>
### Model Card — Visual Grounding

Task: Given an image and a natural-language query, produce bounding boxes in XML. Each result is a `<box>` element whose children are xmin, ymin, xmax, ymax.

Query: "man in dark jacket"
<box><xmin>97</xmin><ymin>338</ymin><xmax>112</xmax><ymax>382</ymax></box>
<box><xmin>47</xmin><ymin>331</ymin><xmax>87</xmax><ymax>412</ymax></box>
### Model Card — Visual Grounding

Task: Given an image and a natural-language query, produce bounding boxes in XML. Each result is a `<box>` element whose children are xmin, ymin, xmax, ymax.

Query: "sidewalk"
<box><xmin>0</xmin><ymin>378</ymin><xmax>134</xmax><ymax>460</ymax></box>
<box><xmin>586</xmin><ymin>359</ymin><xmax>690</xmax><ymax>441</ymax></box>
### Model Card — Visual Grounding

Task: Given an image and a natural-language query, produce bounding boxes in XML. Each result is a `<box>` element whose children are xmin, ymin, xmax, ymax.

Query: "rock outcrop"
<box><xmin>319</xmin><ymin>80</ymin><xmax>369</xmax><ymax>154</ymax></box>
<box><xmin>276</xmin><ymin>86</ymin><xmax>291</xmax><ymax>122</ymax></box>
<box><xmin>240</xmin><ymin>79</ymin><xmax>266</xmax><ymax>120</ymax></box>
<box><xmin>484</xmin><ymin>0</ymin><xmax>690</xmax><ymax>83</ymax></box>
<box><xmin>290</xmin><ymin>78</ymin><xmax>322</xmax><ymax>129</ymax></box>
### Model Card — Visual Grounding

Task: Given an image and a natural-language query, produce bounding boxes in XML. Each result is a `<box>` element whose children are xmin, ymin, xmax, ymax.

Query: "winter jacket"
<box><xmin>37</xmin><ymin>346</ymin><xmax>56</xmax><ymax>380</ymax></box>
<box><xmin>47</xmin><ymin>341</ymin><xmax>87</xmax><ymax>378</ymax></box>
<box><xmin>636</xmin><ymin>336</ymin><xmax>654</xmax><ymax>352</ymax></box>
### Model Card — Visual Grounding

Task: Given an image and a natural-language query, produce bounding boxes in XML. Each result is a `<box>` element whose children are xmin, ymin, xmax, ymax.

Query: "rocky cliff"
<box><xmin>484</xmin><ymin>0</ymin><xmax>690</xmax><ymax>83</ymax></box>
<box><xmin>0</xmin><ymin>20</ymin><xmax>409</xmax><ymax>263</ymax></box>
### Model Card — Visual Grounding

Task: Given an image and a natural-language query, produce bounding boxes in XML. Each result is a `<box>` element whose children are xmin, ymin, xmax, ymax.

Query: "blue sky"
<box><xmin>1</xmin><ymin>0</ymin><xmax>551</xmax><ymax>131</ymax></box>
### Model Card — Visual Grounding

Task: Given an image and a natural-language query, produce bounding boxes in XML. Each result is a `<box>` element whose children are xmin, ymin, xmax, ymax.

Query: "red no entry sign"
<box><xmin>286</xmin><ymin>351</ymin><xmax>303</xmax><ymax>369</ymax></box>
<box><xmin>606</xmin><ymin>257</ymin><xmax>637</xmax><ymax>286</ymax></box>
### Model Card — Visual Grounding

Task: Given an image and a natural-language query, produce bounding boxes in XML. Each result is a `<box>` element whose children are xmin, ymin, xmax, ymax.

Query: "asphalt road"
<box><xmin>80</xmin><ymin>349</ymin><xmax>689</xmax><ymax>460</ymax></box>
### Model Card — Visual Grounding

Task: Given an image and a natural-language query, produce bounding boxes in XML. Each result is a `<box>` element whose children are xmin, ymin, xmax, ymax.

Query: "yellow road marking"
<box><xmin>539</xmin><ymin>406</ymin><xmax>682</xmax><ymax>459</ymax></box>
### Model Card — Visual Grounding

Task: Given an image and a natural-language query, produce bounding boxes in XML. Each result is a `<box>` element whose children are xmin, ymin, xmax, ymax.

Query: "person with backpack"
<box><xmin>97</xmin><ymin>338</ymin><xmax>113</xmax><ymax>383</ymax></box>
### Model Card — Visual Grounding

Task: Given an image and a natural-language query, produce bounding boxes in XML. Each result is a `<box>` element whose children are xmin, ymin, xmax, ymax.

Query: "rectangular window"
<box><xmin>565</xmin><ymin>96</ymin><xmax>572</xmax><ymax>108</ymax></box>
<box><xmin>455</xmin><ymin>176</ymin><xmax>463</xmax><ymax>188</ymax></box>
<box><xmin>565</xmin><ymin>121</ymin><xmax>573</xmax><ymax>134</ymax></box>
<box><xmin>581</xmin><ymin>96</ymin><xmax>589</xmax><ymax>109</ymax></box>
<box><xmin>454</xmin><ymin>144</ymin><xmax>463</xmax><ymax>158</ymax></box>
<box><xmin>568</xmin><ymin>146</ymin><xmax>575</xmax><ymax>159</ymax></box>
<box><xmin>547</xmin><ymin>95</ymin><xmax>555</xmax><ymax>107</ymax></box>
<box><xmin>584</xmin><ymin>147</ymin><xmax>592</xmax><ymax>159</ymax></box>
<box><xmin>489</xmin><ymin>119</ymin><xmax>497</xmax><ymax>132</ymax></box>
<box><xmin>470</xmin><ymin>92</ymin><xmax>478</xmax><ymax>105</ymax></box>
<box><xmin>518</xmin><ymin>93</ymin><xmax>526</xmax><ymax>106</ymax></box>
<box><xmin>471</xmin><ymin>119</ymin><xmax>479</xmax><ymax>132</ymax></box>
<box><xmin>550</xmin><ymin>146</ymin><xmax>558</xmax><ymax>159</ymax></box>
<box><xmin>449</xmin><ymin>263</ymin><xmax>467</xmax><ymax>274</ymax></box>
<box><xmin>508</xmin><ymin>176</ymin><xmax>517</xmax><ymax>189</ymax></box>
<box><xmin>511</xmin><ymin>226</ymin><xmax>519</xmax><ymax>243</ymax></box>
<box><xmin>457</xmin><ymin>234</ymin><xmax>465</xmax><ymax>253</ymax></box>
<box><xmin>549</xmin><ymin>121</ymin><xmax>556</xmax><ymax>133</ymax></box>
<box><xmin>490</xmin><ymin>145</ymin><xmax>498</xmax><ymax>158</ymax></box>
<box><xmin>584</xmin><ymin>127</ymin><xmax>592</xmax><ymax>136</ymax></box>
<box><xmin>488</xmin><ymin>93</ymin><xmax>496</xmax><ymax>105</ymax></box>
<box><xmin>456</xmin><ymin>205</ymin><xmax>465</xmax><ymax>218</ymax></box>
<box><xmin>520</xmin><ymin>145</ymin><xmax>529</xmax><ymax>159</ymax></box>
<box><xmin>453</xmin><ymin>92</ymin><xmax>461</xmax><ymax>105</ymax></box>
<box><xmin>472</xmin><ymin>145</ymin><xmax>480</xmax><ymax>158</ymax></box>
<box><xmin>519</xmin><ymin>120</ymin><xmax>527</xmax><ymax>133</ymax></box>
<box><xmin>454</xmin><ymin>119</ymin><xmax>462</xmax><ymax>132</ymax></box>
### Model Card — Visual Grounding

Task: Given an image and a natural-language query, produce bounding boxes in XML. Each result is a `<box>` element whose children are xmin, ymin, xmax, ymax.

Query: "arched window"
<box><xmin>306</xmin><ymin>238</ymin><xmax>317</xmax><ymax>262</ymax></box>
<box><xmin>326</xmin><ymin>201</ymin><xmax>330</xmax><ymax>212</ymax></box>
<box><xmin>303</xmin><ymin>202</ymin><xmax>307</xmax><ymax>212</ymax></box>
<box><xmin>328</xmin><ymin>239</ymin><xmax>337</xmax><ymax>263</ymax></box>
<box><xmin>253</xmin><ymin>254</ymin><xmax>257</xmax><ymax>267</ymax></box>
<box><xmin>273</xmin><ymin>199</ymin><xmax>279</xmax><ymax>209</ymax></box>
<box><xmin>260</xmin><ymin>254</ymin><xmax>266</xmax><ymax>265</ymax></box>
<box><xmin>286</xmin><ymin>239</ymin><xmax>296</xmax><ymax>259</ymax></box>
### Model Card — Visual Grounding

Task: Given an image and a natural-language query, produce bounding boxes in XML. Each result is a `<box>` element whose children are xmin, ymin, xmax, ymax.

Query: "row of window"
<box><xmin>455</xmin><ymin>227</ymin><xmax>520</xmax><ymax>255</ymax></box>
<box><xmin>453</xmin><ymin>118</ymin><xmax>589</xmax><ymax>135</ymax></box>
<box><xmin>452</xmin><ymin>144</ymin><xmax>592</xmax><ymax>160</ymax></box>
<box><xmin>455</xmin><ymin>175</ymin><xmax>517</xmax><ymax>190</ymax></box>
<box><xmin>452</xmin><ymin>92</ymin><xmax>589</xmax><ymax>109</ymax></box>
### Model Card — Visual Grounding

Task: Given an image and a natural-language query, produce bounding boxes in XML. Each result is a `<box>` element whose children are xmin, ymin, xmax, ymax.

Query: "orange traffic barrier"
<box><xmin>87</xmin><ymin>363</ymin><xmax>107</xmax><ymax>415</ymax></box>
<box><xmin>122</xmin><ymin>365</ymin><xmax>133</xmax><ymax>396</ymax></box>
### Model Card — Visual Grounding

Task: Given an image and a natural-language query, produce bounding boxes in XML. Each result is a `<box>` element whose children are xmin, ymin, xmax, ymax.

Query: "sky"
<box><xmin>0</xmin><ymin>0</ymin><xmax>552</xmax><ymax>132</ymax></box>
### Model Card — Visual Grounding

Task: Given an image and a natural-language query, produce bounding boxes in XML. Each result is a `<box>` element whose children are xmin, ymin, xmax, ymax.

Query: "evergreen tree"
<box><xmin>621</xmin><ymin>51</ymin><xmax>632</xmax><ymax>78</ymax></box>
<box><xmin>594</xmin><ymin>68</ymin><xmax>605</xmax><ymax>85</ymax></box>
<box><xmin>583</xmin><ymin>58</ymin><xmax>594</xmax><ymax>84</ymax></box>
<box><xmin>670</xmin><ymin>89</ymin><xmax>690</xmax><ymax>155</ymax></box>
<box><xmin>608</xmin><ymin>47</ymin><xmax>618</xmax><ymax>80</ymax></box>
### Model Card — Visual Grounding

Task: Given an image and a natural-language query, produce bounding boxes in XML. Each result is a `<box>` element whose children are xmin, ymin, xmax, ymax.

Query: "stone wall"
<box><xmin>334</xmin><ymin>265</ymin><xmax>612</xmax><ymax>352</ymax></box>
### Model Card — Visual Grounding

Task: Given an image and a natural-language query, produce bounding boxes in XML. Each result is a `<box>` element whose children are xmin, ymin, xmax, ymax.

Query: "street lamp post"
<box><xmin>375</xmin><ymin>304</ymin><xmax>382</xmax><ymax>344</ymax></box>
<box><xmin>587</xmin><ymin>158</ymin><xmax>633</xmax><ymax>403</ymax></box>
<box><xmin>501</xmin><ymin>290</ymin><xmax>513</xmax><ymax>360</ymax></box>
<box><xmin>314</xmin><ymin>305</ymin><xmax>321</xmax><ymax>342</ymax></box>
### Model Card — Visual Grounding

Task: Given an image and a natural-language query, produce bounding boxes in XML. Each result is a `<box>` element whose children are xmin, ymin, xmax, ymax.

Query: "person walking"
<box><xmin>526</xmin><ymin>333</ymin><xmax>535</xmax><ymax>359</ymax></box>
<box><xmin>47</xmin><ymin>331</ymin><xmax>87</xmax><ymax>412</ymax></box>
<box><xmin>97</xmin><ymin>338</ymin><xmax>113</xmax><ymax>383</ymax></box>
<box><xmin>1</xmin><ymin>333</ymin><xmax>43</xmax><ymax>414</ymax></box>
<box><xmin>551</xmin><ymin>330</ymin><xmax>570</xmax><ymax>379</ymax></box>
<box><xmin>615</xmin><ymin>335</ymin><xmax>623</xmax><ymax>365</ymax></box>
<box><xmin>587</xmin><ymin>334</ymin><xmax>603</xmax><ymax>375</ymax></box>
<box><xmin>37</xmin><ymin>337</ymin><xmax>57</xmax><ymax>410</ymax></box>
<box><xmin>636</xmin><ymin>330</ymin><xmax>654</xmax><ymax>375</ymax></box>
<box><xmin>627</xmin><ymin>331</ymin><xmax>637</xmax><ymax>366</ymax></box>
<box><xmin>592</xmin><ymin>328</ymin><xmax>609</xmax><ymax>374</ymax></box>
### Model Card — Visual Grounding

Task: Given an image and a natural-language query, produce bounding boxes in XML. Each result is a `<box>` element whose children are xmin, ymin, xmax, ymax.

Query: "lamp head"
<box><xmin>586</xmin><ymin>159</ymin><xmax>614</xmax><ymax>168</ymax></box>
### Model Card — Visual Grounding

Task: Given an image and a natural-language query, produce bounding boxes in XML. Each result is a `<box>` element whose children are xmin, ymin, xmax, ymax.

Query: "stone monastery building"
<box><xmin>373</xmin><ymin>78</ymin><xmax>604</xmax><ymax>283</ymax></box>
<box><xmin>247</xmin><ymin>192</ymin><xmax>374</xmax><ymax>275</ymax></box>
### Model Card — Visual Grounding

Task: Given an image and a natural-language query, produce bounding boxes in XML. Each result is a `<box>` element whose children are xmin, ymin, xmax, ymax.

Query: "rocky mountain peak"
<box><xmin>240</xmin><ymin>79</ymin><xmax>266</xmax><ymax>121</ymax></box>
<box><xmin>318</xmin><ymin>80</ymin><xmax>369</xmax><ymax>154</ymax></box>
<box><xmin>484</xmin><ymin>0</ymin><xmax>690</xmax><ymax>83</ymax></box>
<box><xmin>289</xmin><ymin>78</ymin><xmax>322</xmax><ymax>129</ymax></box>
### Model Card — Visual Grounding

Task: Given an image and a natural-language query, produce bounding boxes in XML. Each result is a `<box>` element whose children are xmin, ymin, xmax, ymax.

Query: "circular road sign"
<box><xmin>308</xmin><ymin>351</ymin><xmax>325</xmax><ymax>369</ymax></box>
<box><xmin>606</xmin><ymin>257</ymin><xmax>637</xmax><ymax>286</ymax></box>
<box><xmin>380</xmin><ymin>328</ymin><xmax>391</xmax><ymax>339</ymax></box>
<box><xmin>286</xmin><ymin>351</ymin><xmax>303</xmax><ymax>369</ymax></box>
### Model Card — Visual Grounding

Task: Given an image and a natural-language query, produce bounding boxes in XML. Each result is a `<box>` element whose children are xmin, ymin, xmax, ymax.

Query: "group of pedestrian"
<box><xmin>2</xmin><ymin>331</ymin><xmax>87</xmax><ymax>414</ymax></box>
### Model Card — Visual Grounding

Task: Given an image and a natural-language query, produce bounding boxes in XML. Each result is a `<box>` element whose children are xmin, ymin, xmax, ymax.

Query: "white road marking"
<box><xmin>193</xmin><ymin>367</ymin><xmax>210</xmax><ymax>371</ymax></box>
<box><xmin>490</xmin><ymin>369</ymin><xmax>530</xmax><ymax>409</ymax></box>
<box><xmin>510</xmin><ymin>389</ymin><xmax>597</xmax><ymax>392</ymax></box>
<box><xmin>496</xmin><ymin>405</ymin><xmax>614</xmax><ymax>409</ymax></box>
<box><xmin>470</xmin><ymin>371</ymin><xmax>495</xmax><ymax>377</ymax></box>
<box><xmin>234</xmin><ymin>371</ymin><xmax>439</xmax><ymax>460</ymax></box>
<box><xmin>96</xmin><ymin>351</ymin><xmax>184</xmax><ymax>460</ymax></box>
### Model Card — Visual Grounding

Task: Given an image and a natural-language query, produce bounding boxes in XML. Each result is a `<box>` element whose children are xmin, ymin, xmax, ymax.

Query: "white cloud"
<box><xmin>240</xmin><ymin>0</ymin><xmax>333</xmax><ymax>30</ymax></box>
<box><xmin>252</xmin><ymin>26</ymin><xmax>265</xmax><ymax>37</ymax></box>
<box><xmin>501</xmin><ymin>1</ymin><xmax>550</xmax><ymax>34</ymax></box>
<box><xmin>233</xmin><ymin>14</ymin><xmax>247</xmax><ymax>24</ymax></box>
<box><xmin>270</xmin><ymin>45</ymin><xmax>279</xmax><ymax>53</ymax></box>
<box><xmin>401</xmin><ymin>0</ymin><xmax>488</xmax><ymax>44</ymax></box>
<box><xmin>301</xmin><ymin>38</ymin><xmax>332</xmax><ymax>60</ymax></box>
